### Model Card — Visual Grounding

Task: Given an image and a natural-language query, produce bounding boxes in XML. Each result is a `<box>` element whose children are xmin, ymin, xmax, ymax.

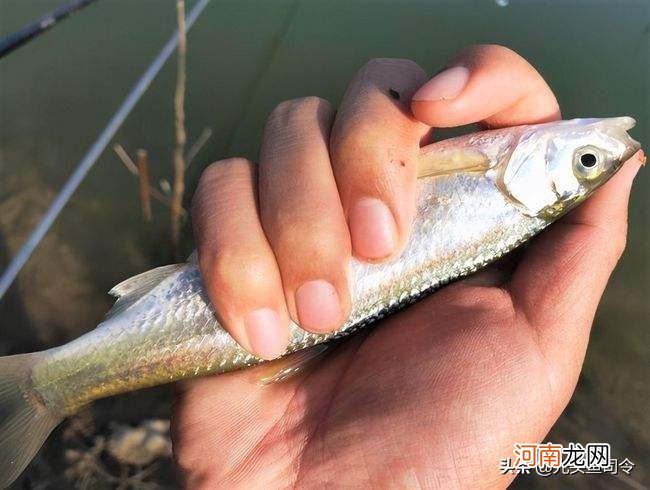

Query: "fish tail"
<box><xmin>0</xmin><ymin>352</ymin><xmax>62</xmax><ymax>488</ymax></box>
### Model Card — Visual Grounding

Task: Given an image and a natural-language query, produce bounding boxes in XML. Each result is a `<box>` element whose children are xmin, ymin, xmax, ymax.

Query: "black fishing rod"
<box><xmin>0</xmin><ymin>0</ymin><xmax>100</xmax><ymax>59</ymax></box>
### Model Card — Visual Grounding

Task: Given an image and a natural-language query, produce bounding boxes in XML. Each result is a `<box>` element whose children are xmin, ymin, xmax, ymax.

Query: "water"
<box><xmin>0</xmin><ymin>0</ymin><xmax>648</xmax><ymax>488</ymax></box>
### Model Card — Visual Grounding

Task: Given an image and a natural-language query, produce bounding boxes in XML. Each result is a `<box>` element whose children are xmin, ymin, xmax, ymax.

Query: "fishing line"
<box><xmin>0</xmin><ymin>0</ymin><xmax>100</xmax><ymax>59</ymax></box>
<box><xmin>0</xmin><ymin>0</ymin><xmax>211</xmax><ymax>299</ymax></box>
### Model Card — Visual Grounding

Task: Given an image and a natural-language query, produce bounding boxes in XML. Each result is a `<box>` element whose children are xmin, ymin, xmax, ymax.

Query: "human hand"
<box><xmin>173</xmin><ymin>45</ymin><xmax>643</xmax><ymax>488</ymax></box>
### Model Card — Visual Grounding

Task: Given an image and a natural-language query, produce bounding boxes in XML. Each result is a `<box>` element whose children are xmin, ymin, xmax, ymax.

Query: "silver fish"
<box><xmin>0</xmin><ymin>117</ymin><xmax>640</xmax><ymax>487</ymax></box>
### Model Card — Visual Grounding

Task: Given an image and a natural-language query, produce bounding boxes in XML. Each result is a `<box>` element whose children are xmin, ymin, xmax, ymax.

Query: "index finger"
<box><xmin>411</xmin><ymin>44</ymin><xmax>561</xmax><ymax>128</ymax></box>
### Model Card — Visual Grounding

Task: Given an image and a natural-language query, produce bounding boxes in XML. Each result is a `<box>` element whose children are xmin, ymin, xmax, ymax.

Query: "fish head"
<box><xmin>500</xmin><ymin>117</ymin><xmax>641</xmax><ymax>218</ymax></box>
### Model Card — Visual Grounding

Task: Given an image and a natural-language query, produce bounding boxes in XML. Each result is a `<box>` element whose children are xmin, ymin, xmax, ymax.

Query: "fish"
<box><xmin>0</xmin><ymin>117</ymin><xmax>641</xmax><ymax>486</ymax></box>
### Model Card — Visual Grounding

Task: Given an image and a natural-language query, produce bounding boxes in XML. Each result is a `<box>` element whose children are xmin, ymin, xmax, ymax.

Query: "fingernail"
<box><xmin>244</xmin><ymin>308</ymin><xmax>286</xmax><ymax>359</ymax></box>
<box><xmin>295</xmin><ymin>280</ymin><xmax>341</xmax><ymax>331</ymax></box>
<box><xmin>349</xmin><ymin>197</ymin><xmax>397</xmax><ymax>260</ymax></box>
<box><xmin>412</xmin><ymin>66</ymin><xmax>470</xmax><ymax>102</ymax></box>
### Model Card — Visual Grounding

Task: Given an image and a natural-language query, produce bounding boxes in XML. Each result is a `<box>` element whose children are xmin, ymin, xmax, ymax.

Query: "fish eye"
<box><xmin>573</xmin><ymin>146</ymin><xmax>603</xmax><ymax>180</ymax></box>
<box><xmin>580</xmin><ymin>152</ymin><xmax>598</xmax><ymax>168</ymax></box>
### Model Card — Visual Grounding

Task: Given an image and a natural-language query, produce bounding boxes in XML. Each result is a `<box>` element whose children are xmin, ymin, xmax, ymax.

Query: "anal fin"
<box><xmin>257</xmin><ymin>343</ymin><xmax>335</xmax><ymax>385</ymax></box>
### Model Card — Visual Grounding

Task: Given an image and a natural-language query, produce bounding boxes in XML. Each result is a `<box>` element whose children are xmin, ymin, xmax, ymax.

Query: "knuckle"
<box><xmin>485</xmin><ymin>44</ymin><xmax>524</xmax><ymax>60</ymax></box>
<box><xmin>331</xmin><ymin>118</ymin><xmax>377</xmax><ymax>153</ymax></box>
<box><xmin>295</xmin><ymin>95</ymin><xmax>331</xmax><ymax>111</ymax></box>
<box><xmin>455</xmin><ymin>44</ymin><xmax>551</xmax><ymax>95</ymax></box>
<box><xmin>460</xmin><ymin>43</ymin><xmax>521</xmax><ymax>60</ymax></box>
<box><xmin>332</xmin><ymin>121</ymin><xmax>415</xmax><ymax>171</ymax></box>
<box><xmin>268</xmin><ymin>96</ymin><xmax>332</xmax><ymax>128</ymax></box>
<box><xmin>274</xmin><ymin>216</ymin><xmax>349</xmax><ymax>258</ymax></box>
<box><xmin>202</xmin><ymin>247</ymin><xmax>238</xmax><ymax>287</ymax></box>
<box><xmin>204</xmin><ymin>246</ymin><xmax>275</xmax><ymax>294</ymax></box>
<box><xmin>199</xmin><ymin>158</ymin><xmax>253</xmax><ymax>182</ymax></box>
<box><xmin>360</xmin><ymin>57</ymin><xmax>424</xmax><ymax>76</ymax></box>
<box><xmin>191</xmin><ymin>158</ymin><xmax>253</xmax><ymax>219</ymax></box>
<box><xmin>194</xmin><ymin>158</ymin><xmax>252</xmax><ymax>193</ymax></box>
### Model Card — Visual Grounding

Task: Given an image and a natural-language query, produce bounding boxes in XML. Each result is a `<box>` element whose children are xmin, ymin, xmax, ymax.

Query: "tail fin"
<box><xmin>0</xmin><ymin>352</ymin><xmax>62</xmax><ymax>488</ymax></box>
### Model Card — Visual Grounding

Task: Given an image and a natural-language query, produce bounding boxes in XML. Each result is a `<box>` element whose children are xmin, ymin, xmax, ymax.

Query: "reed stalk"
<box><xmin>170</xmin><ymin>0</ymin><xmax>188</xmax><ymax>252</ymax></box>
<box><xmin>136</xmin><ymin>149</ymin><xmax>152</xmax><ymax>221</ymax></box>
<box><xmin>113</xmin><ymin>144</ymin><xmax>186</xmax><ymax>217</ymax></box>
<box><xmin>185</xmin><ymin>127</ymin><xmax>212</xmax><ymax>167</ymax></box>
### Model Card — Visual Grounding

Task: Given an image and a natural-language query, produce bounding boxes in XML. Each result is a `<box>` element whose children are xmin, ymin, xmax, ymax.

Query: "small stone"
<box><xmin>106</xmin><ymin>418</ymin><xmax>172</xmax><ymax>466</ymax></box>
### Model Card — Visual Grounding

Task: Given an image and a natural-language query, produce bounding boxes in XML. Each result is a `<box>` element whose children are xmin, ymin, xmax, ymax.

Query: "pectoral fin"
<box><xmin>417</xmin><ymin>147</ymin><xmax>492</xmax><ymax>178</ymax></box>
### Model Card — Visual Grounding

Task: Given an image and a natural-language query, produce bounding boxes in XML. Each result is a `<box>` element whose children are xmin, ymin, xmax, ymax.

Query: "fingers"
<box><xmin>411</xmin><ymin>44</ymin><xmax>561</xmax><ymax>128</ymax></box>
<box><xmin>192</xmin><ymin>48</ymin><xmax>563</xmax><ymax>358</ymax></box>
<box><xmin>192</xmin><ymin>159</ymin><xmax>289</xmax><ymax>359</ymax></box>
<box><xmin>258</xmin><ymin>97</ymin><xmax>351</xmax><ymax>332</ymax></box>
<box><xmin>509</xmin><ymin>152</ymin><xmax>643</xmax><ymax>398</ymax></box>
<box><xmin>330</xmin><ymin>58</ymin><xmax>431</xmax><ymax>261</ymax></box>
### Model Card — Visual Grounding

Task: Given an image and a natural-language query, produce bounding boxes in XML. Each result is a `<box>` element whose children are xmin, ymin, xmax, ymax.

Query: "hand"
<box><xmin>172</xmin><ymin>45</ymin><xmax>643</xmax><ymax>488</ymax></box>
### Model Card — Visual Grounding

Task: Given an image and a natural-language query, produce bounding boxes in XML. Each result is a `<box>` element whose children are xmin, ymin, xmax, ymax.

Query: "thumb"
<box><xmin>411</xmin><ymin>44</ymin><xmax>560</xmax><ymax>128</ymax></box>
<box><xmin>510</xmin><ymin>151</ymin><xmax>644</xmax><ymax>408</ymax></box>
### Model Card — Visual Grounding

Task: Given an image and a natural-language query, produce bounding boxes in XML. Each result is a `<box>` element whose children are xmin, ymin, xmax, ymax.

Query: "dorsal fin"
<box><xmin>105</xmin><ymin>264</ymin><xmax>184</xmax><ymax>320</ymax></box>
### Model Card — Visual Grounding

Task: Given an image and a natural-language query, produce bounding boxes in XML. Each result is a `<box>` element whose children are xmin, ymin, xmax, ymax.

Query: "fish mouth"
<box><xmin>596</xmin><ymin>116</ymin><xmax>641</xmax><ymax>164</ymax></box>
<box><xmin>620</xmin><ymin>139</ymin><xmax>642</xmax><ymax>164</ymax></box>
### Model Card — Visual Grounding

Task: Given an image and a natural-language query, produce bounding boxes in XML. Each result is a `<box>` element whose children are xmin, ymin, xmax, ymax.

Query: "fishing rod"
<box><xmin>0</xmin><ymin>0</ymin><xmax>211</xmax><ymax>299</ymax></box>
<box><xmin>0</xmin><ymin>0</ymin><xmax>100</xmax><ymax>59</ymax></box>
